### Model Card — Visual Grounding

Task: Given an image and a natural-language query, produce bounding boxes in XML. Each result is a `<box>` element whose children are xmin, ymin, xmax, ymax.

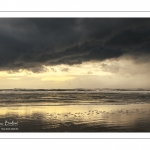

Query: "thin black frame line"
<box><xmin>1</xmin><ymin>132</ymin><xmax>150</xmax><ymax>133</ymax></box>
<box><xmin>0</xmin><ymin>11</ymin><xmax>150</xmax><ymax>12</ymax></box>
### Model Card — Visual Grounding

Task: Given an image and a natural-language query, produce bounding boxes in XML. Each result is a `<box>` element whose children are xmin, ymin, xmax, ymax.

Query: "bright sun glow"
<box><xmin>0</xmin><ymin>59</ymin><xmax>150</xmax><ymax>89</ymax></box>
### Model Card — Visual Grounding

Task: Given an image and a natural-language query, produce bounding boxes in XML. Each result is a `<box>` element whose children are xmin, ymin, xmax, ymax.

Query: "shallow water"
<box><xmin>0</xmin><ymin>90</ymin><xmax>150</xmax><ymax>132</ymax></box>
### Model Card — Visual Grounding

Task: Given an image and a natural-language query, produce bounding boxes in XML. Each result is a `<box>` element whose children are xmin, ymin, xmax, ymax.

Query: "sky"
<box><xmin>0</xmin><ymin>18</ymin><xmax>150</xmax><ymax>89</ymax></box>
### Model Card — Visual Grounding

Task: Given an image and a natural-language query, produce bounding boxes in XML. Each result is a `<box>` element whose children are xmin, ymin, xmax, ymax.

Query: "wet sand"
<box><xmin>0</xmin><ymin>103</ymin><xmax>150</xmax><ymax>132</ymax></box>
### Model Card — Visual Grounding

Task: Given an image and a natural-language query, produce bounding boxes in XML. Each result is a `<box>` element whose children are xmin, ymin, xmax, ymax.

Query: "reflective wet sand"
<box><xmin>0</xmin><ymin>90</ymin><xmax>150</xmax><ymax>132</ymax></box>
<box><xmin>0</xmin><ymin>103</ymin><xmax>150</xmax><ymax>132</ymax></box>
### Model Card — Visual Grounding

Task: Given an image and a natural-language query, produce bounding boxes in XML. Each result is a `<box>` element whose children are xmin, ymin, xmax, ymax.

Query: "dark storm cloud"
<box><xmin>0</xmin><ymin>18</ymin><xmax>150</xmax><ymax>71</ymax></box>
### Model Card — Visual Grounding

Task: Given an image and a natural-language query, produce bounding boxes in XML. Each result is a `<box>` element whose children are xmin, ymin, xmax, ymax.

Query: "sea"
<box><xmin>0</xmin><ymin>89</ymin><xmax>150</xmax><ymax>132</ymax></box>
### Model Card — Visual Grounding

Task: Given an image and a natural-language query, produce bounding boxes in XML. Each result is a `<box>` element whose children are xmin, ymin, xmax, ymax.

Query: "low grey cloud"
<box><xmin>87</xmin><ymin>71</ymin><xmax>93</xmax><ymax>74</ymax></box>
<box><xmin>61</xmin><ymin>68</ymin><xmax>69</xmax><ymax>72</ymax></box>
<box><xmin>0</xmin><ymin>18</ymin><xmax>150</xmax><ymax>71</ymax></box>
<box><xmin>50</xmin><ymin>68</ymin><xmax>57</xmax><ymax>72</ymax></box>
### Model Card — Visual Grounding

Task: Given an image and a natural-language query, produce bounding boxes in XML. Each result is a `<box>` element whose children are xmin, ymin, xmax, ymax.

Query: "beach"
<box><xmin>0</xmin><ymin>89</ymin><xmax>150</xmax><ymax>132</ymax></box>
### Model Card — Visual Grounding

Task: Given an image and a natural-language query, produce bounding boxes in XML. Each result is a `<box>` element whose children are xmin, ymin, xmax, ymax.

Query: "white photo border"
<box><xmin>0</xmin><ymin>2</ymin><xmax>150</xmax><ymax>138</ymax></box>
